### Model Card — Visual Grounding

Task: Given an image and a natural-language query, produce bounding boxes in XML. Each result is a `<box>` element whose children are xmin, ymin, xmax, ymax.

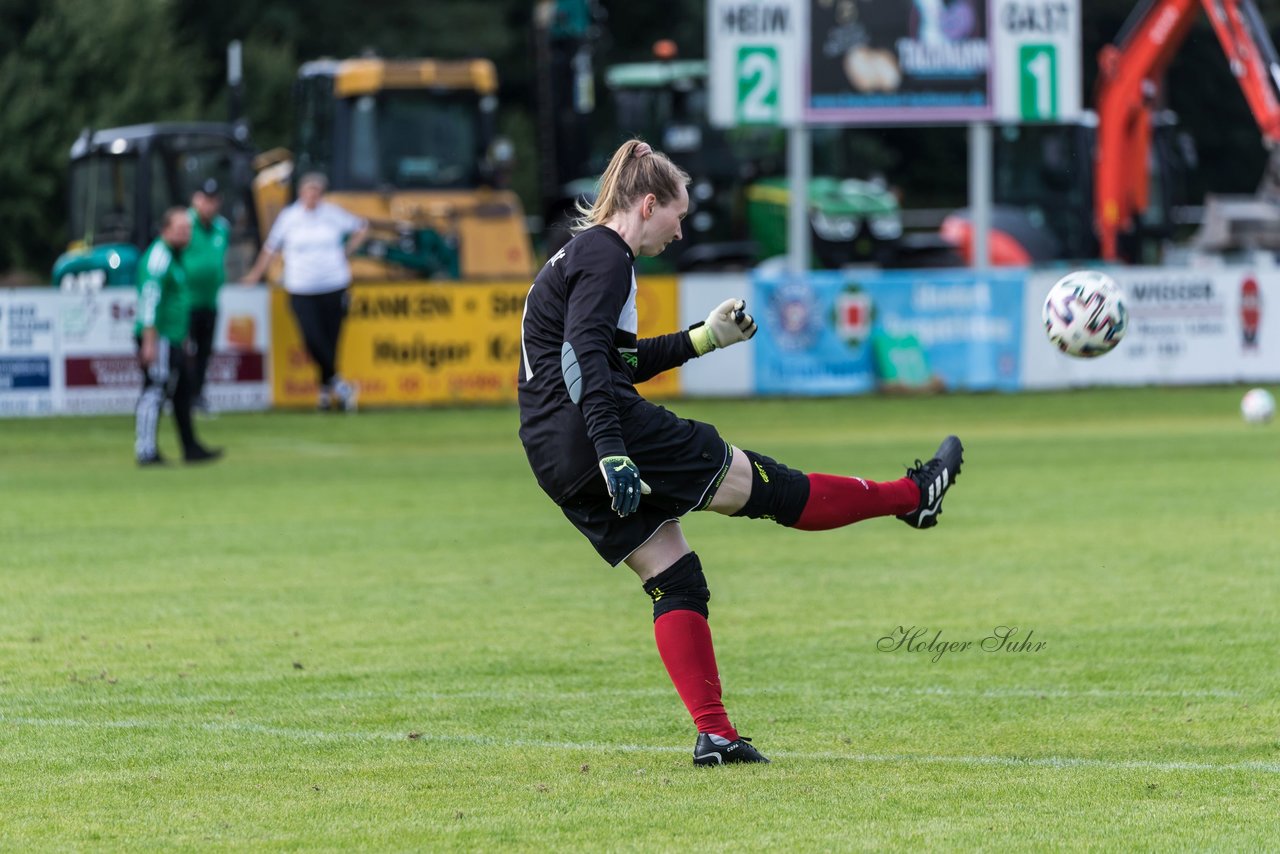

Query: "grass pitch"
<box><xmin>2</xmin><ymin>387</ymin><xmax>1278</xmax><ymax>850</ymax></box>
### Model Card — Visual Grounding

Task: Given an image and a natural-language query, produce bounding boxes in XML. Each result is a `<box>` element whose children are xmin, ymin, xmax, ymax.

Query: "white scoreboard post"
<box><xmin>708</xmin><ymin>0</ymin><xmax>808</xmax><ymax>271</ymax></box>
<box><xmin>708</xmin><ymin>0</ymin><xmax>803</xmax><ymax>128</ymax></box>
<box><xmin>992</xmin><ymin>0</ymin><xmax>1083</xmax><ymax>123</ymax></box>
<box><xmin>986</xmin><ymin>1</ymin><xmax>1081</xmax><ymax>265</ymax></box>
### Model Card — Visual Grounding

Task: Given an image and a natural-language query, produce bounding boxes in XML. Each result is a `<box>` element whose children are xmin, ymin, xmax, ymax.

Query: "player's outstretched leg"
<box><xmin>896</xmin><ymin>435</ymin><xmax>964</xmax><ymax>529</ymax></box>
<box><xmin>720</xmin><ymin>436</ymin><xmax>964</xmax><ymax>531</ymax></box>
<box><xmin>640</xmin><ymin>552</ymin><xmax>770</xmax><ymax>767</ymax></box>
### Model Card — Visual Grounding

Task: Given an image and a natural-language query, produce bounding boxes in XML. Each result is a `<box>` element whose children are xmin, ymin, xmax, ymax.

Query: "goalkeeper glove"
<box><xmin>688</xmin><ymin>298</ymin><xmax>758</xmax><ymax>356</ymax></box>
<box><xmin>598</xmin><ymin>455</ymin><xmax>651</xmax><ymax>517</ymax></box>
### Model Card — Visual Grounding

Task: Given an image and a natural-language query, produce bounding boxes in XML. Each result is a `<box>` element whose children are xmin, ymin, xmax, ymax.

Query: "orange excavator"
<box><xmin>943</xmin><ymin>0</ymin><xmax>1280</xmax><ymax>265</ymax></box>
<box><xmin>1095</xmin><ymin>0</ymin><xmax>1280</xmax><ymax>261</ymax></box>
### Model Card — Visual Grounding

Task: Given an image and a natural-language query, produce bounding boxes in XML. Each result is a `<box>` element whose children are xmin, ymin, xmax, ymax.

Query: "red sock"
<box><xmin>793</xmin><ymin>473</ymin><xmax>920</xmax><ymax>531</ymax></box>
<box><xmin>653</xmin><ymin>610</ymin><xmax>737</xmax><ymax>740</ymax></box>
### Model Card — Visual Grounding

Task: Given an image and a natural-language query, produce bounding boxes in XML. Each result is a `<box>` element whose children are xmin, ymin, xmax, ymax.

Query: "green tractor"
<box><xmin>601</xmin><ymin>58</ymin><xmax>904</xmax><ymax>272</ymax></box>
<box><xmin>52</xmin><ymin>122</ymin><xmax>259</xmax><ymax>290</ymax></box>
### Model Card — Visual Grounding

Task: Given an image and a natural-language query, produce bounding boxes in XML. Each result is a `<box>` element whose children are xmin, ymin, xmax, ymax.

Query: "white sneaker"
<box><xmin>333</xmin><ymin>378</ymin><xmax>358</xmax><ymax>412</ymax></box>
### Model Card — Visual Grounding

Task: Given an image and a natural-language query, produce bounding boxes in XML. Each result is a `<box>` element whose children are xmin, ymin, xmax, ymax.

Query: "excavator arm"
<box><xmin>1094</xmin><ymin>0</ymin><xmax>1280</xmax><ymax>260</ymax></box>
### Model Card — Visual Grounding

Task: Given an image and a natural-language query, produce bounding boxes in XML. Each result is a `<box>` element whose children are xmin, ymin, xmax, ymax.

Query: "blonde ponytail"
<box><xmin>574</xmin><ymin>139</ymin><xmax>689</xmax><ymax>231</ymax></box>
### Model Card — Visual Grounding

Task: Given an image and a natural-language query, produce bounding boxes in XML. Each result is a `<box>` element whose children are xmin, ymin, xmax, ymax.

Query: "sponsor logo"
<box><xmin>1241</xmin><ymin>276</ymin><xmax>1260</xmax><ymax>349</ymax></box>
<box><xmin>0</xmin><ymin>357</ymin><xmax>52</xmax><ymax>390</ymax></box>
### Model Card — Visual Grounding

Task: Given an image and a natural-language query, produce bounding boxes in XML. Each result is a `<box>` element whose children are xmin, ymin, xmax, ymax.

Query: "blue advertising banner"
<box><xmin>860</xmin><ymin>269</ymin><xmax>1025</xmax><ymax>391</ymax></box>
<box><xmin>753</xmin><ymin>271</ymin><xmax>876</xmax><ymax>395</ymax></box>
<box><xmin>0</xmin><ymin>357</ymin><xmax>52</xmax><ymax>389</ymax></box>
<box><xmin>752</xmin><ymin>269</ymin><xmax>1025</xmax><ymax>395</ymax></box>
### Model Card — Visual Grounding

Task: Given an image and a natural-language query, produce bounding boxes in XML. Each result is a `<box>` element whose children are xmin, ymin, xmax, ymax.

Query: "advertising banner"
<box><xmin>753</xmin><ymin>269</ymin><xmax>1023</xmax><ymax>396</ymax></box>
<box><xmin>680</xmin><ymin>273</ymin><xmax>755</xmax><ymax>397</ymax></box>
<box><xmin>0</xmin><ymin>287</ymin><xmax>270</xmax><ymax>417</ymax></box>
<box><xmin>1020</xmin><ymin>268</ymin><xmax>1280</xmax><ymax>387</ymax></box>
<box><xmin>58</xmin><ymin>287</ymin><xmax>270</xmax><ymax>414</ymax></box>
<box><xmin>753</xmin><ymin>271</ymin><xmax>876</xmax><ymax>395</ymax></box>
<box><xmin>206</xmin><ymin>287</ymin><xmax>271</xmax><ymax>411</ymax></box>
<box><xmin>0</xmin><ymin>290</ymin><xmax>58</xmax><ymax>416</ymax></box>
<box><xmin>59</xmin><ymin>288</ymin><xmax>148</xmax><ymax>414</ymax></box>
<box><xmin>808</xmin><ymin>0</ymin><xmax>993</xmax><ymax>123</ymax></box>
<box><xmin>860</xmin><ymin>269</ymin><xmax>1024</xmax><ymax>390</ymax></box>
<box><xmin>270</xmin><ymin>278</ymin><xmax>681</xmax><ymax>408</ymax></box>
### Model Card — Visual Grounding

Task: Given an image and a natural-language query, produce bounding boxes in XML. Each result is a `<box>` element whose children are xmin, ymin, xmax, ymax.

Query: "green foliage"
<box><xmin>0</xmin><ymin>0</ymin><xmax>202</xmax><ymax>275</ymax></box>
<box><xmin>2</xmin><ymin>389</ymin><xmax>1280</xmax><ymax>848</ymax></box>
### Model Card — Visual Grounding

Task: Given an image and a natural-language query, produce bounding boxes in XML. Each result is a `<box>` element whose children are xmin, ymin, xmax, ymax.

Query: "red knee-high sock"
<box><xmin>653</xmin><ymin>610</ymin><xmax>738</xmax><ymax>740</ymax></box>
<box><xmin>794</xmin><ymin>473</ymin><xmax>919</xmax><ymax>531</ymax></box>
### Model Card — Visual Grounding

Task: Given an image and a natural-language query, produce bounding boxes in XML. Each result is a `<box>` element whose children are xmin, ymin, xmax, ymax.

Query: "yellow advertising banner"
<box><xmin>270</xmin><ymin>277</ymin><xmax>681</xmax><ymax>407</ymax></box>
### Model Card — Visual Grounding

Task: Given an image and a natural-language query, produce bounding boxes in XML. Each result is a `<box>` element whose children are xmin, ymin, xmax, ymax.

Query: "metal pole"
<box><xmin>227</xmin><ymin>40</ymin><xmax>246</xmax><ymax>136</ymax></box>
<box><xmin>968</xmin><ymin>121</ymin><xmax>992</xmax><ymax>268</ymax></box>
<box><xmin>787</xmin><ymin>124</ymin><xmax>811</xmax><ymax>272</ymax></box>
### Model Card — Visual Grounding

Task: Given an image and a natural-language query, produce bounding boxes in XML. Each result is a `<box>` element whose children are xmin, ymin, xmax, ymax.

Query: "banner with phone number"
<box><xmin>270</xmin><ymin>278</ymin><xmax>681</xmax><ymax>408</ymax></box>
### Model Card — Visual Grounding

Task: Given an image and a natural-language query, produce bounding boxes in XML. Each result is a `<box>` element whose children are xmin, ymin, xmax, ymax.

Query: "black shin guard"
<box><xmin>642</xmin><ymin>552</ymin><xmax>710</xmax><ymax>621</ymax></box>
<box><xmin>730</xmin><ymin>450</ymin><xmax>810</xmax><ymax>527</ymax></box>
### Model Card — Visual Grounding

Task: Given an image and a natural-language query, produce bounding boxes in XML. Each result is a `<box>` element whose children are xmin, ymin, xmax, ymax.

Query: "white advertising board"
<box><xmin>1021</xmin><ymin>268</ymin><xmax>1280</xmax><ymax>387</ymax></box>
<box><xmin>0</xmin><ymin>287</ymin><xmax>270</xmax><ymax>417</ymax></box>
<box><xmin>679</xmin><ymin>273</ymin><xmax>755</xmax><ymax>397</ymax></box>
<box><xmin>0</xmin><ymin>290</ymin><xmax>59</xmax><ymax>416</ymax></box>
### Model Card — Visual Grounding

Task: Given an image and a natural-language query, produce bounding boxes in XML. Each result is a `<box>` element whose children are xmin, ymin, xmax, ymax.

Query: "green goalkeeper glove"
<box><xmin>598</xmin><ymin>455</ymin><xmax>651</xmax><ymax>517</ymax></box>
<box><xmin>688</xmin><ymin>298</ymin><xmax>758</xmax><ymax>356</ymax></box>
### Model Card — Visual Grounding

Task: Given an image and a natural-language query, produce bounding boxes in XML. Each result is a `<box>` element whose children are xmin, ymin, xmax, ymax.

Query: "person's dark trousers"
<box><xmin>289</xmin><ymin>289</ymin><xmax>348</xmax><ymax>388</ymax></box>
<box><xmin>188</xmin><ymin>307</ymin><xmax>217</xmax><ymax>402</ymax></box>
<box><xmin>135</xmin><ymin>336</ymin><xmax>200</xmax><ymax>459</ymax></box>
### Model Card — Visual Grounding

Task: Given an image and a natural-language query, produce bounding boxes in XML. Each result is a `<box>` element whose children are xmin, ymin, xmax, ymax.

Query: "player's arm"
<box><xmin>633</xmin><ymin>298</ymin><xmax>757</xmax><ymax>382</ymax></box>
<box><xmin>136</xmin><ymin>251</ymin><xmax>166</xmax><ymax>366</ymax></box>
<box><xmin>242</xmin><ymin>210</ymin><xmax>287</xmax><ymax>284</ymax></box>
<box><xmin>687</xmin><ymin>298</ymin><xmax>757</xmax><ymax>356</ymax></box>
<box><xmin>633</xmin><ymin>331</ymin><xmax>696</xmax><ymax>384</ymax></box>
<box><xmin>562</xmin><ymin>249</ymin><xmax>648</xmax><ymax>514</ymax></box>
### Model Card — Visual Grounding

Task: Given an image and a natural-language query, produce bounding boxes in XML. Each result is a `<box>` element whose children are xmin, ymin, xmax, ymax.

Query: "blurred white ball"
<box><xmin>1241</xmin><ymin>388</ymin><xmax>1275</xmax><ymax>424</ymax></box>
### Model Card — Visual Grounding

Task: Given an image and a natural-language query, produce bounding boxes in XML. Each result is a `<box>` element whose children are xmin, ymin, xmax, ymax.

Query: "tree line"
<box><xmin>1</xmin><ymin>0</ymin><xmax>1275</xmax><ymax>280</ymax></box>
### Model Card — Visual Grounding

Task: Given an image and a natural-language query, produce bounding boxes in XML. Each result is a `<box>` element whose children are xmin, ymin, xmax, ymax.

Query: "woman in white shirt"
<box><xmin>243</xmin><ymin>172</ymin><xmax>368</xmax><ymax>410</ymax></box>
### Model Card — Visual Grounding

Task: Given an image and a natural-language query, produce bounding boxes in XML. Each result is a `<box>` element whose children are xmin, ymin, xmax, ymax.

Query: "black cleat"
<box><xmin>897</xmin><ymin>435</ymin><xmax>964</xmax><ymax>529</ymax></box>
<box><xmin>184</xmin><ymin>446</ymin><xmax>224</xmax><ymax>464</ymax></box>
<box><xmin>692</xmin><ymin>733</ymin><xmax>770</xmax><ymax>766</ymax></box>
<box><xmin>137</xmin><ymin>453</ymin><xmax>168</xmax><ymax>467</ymax></box>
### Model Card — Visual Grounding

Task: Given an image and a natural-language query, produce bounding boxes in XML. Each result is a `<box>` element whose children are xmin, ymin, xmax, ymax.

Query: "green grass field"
<box><xmin>3</xmin><ymin>387</ymin><xmax>1278</xmax><ymax>850</ymax></box>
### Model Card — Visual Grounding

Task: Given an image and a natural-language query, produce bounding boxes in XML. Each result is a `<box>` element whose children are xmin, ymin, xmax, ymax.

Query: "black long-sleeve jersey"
<box><xmin>518</xmin><ymin>226</ymin><xmax>697</xmax><ymax>503</ymax></box>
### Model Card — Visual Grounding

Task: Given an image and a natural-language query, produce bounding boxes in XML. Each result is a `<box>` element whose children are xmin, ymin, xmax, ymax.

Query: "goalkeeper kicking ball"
<box><xmin>1042</xmin><ymin>270</ymin><xmax>1128</xmax><ymax>358</ymax></box>
<box><xmin>1241</xmin><ymin>388</ymin><xmax>1275</xmax><ymax>424</ymax></box>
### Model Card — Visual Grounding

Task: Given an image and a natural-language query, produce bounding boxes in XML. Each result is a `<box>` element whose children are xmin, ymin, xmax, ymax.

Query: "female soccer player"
<box><xmin>517</xmin><ymin>139</ymin><xmax>963</xmax><ymax>766</ymax></box>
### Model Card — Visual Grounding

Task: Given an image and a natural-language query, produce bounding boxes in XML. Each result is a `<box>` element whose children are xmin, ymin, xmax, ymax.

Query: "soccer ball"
<box><xmin>1042</xmin><ymin>270</ymin><xmax>1128</xmax><ymax>358</ymax></box>
<box><xmin>1241</xmin><ymin>388</ymin><xmax>1276</xmax><ymax>424</ymax></box>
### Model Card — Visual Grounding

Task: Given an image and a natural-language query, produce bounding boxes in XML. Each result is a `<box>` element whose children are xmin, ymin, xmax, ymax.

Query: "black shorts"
<box><xmin>558</xmin><ymin>408</ymin><xmax>732</xmax><ymax>566</ymax></box>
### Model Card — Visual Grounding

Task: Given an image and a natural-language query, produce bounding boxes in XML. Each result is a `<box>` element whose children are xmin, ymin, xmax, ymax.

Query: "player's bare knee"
<box><xmin>624</xmin><ymin>521</ymin><xmax>690</xmax><ymax>582</ymax></box>
<box><xmin>729</xmin><ymin>450</ymin><xmax>810</xmax><ymax>527</ymax></box>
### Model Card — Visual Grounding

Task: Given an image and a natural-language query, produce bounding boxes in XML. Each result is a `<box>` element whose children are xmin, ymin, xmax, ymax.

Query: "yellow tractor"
<box><xmin>254</xmin><ymin>57</ymin><xmax>534</xmax><ymax>281</ymax></box>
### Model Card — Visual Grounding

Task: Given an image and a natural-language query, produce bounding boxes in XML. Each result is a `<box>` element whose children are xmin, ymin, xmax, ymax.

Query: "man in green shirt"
<box><xmin>185</xmin><ymin>178</ymin><xmax>231</xmax><ymax>413</ymax></box>
<box><xmin>135</xmin><ymin>206</ymin><xmax>221</xmax><ymax>466</ymax></box>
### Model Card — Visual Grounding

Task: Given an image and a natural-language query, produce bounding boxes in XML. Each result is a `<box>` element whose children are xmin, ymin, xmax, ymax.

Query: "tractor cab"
<box><xmin>53</xmin><ymin>123</ymin><xmax>259</xmax><ymax>290</ymax></box>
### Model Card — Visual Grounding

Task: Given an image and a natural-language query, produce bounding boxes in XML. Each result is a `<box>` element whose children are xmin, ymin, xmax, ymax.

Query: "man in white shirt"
<box><xmin>243</xmin><ymin>172</ymin><xmax>369</xmax><ymax>410</ymax></box>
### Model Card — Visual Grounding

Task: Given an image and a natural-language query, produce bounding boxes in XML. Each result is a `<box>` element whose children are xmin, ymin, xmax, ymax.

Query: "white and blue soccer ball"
<box><xmin>1043</xmin><ymin>270</ymin><xmax>1129</xmax><ymax>358</ymax></box>
<box><xmin>1241</xmin><ymin>388</ymin><xmax>1275</xmax><ymax>424</ymax></box>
